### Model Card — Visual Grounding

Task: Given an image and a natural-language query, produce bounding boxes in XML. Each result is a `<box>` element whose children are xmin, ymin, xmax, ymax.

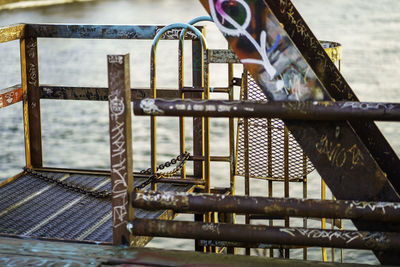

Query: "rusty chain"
<box><xmin>24</xmin><ymin>167</ymin><xmax>112</xmax><ymax>199</ymax></box>
<box><xmin>136</xmin><ymin>151</ymin><xmax>190</xmax><ymax>190</ymax></box>
<box><xmin>24</xmin><ymin>151</ymin><xmax>190</xmax><ymax>199</ymax></box>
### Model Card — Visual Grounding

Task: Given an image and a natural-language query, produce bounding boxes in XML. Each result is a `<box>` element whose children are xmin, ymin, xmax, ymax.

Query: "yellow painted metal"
<box><xmin>321</xmin><ymin>179</ymin><xmax>328</xmax><ymax>262</ymax></box>
<box><xmin>178</xmin><ymin>41</ymin><xmax>186</xmax><ymax>179</ymax></box>
<box><xmin>324</xmin><ymin>45</ymin><xmax>342</xmax><ymax>62</ymax></box>
<box><xmin>150</xmin><ymin>47</ymin><xmax>158</xmax><ymax>191</ymax></box>
<box><xmin>0</xmin><ymin>171</ymin><xmax>25</xmax><ymax>187</ymax></box>
<box><xmin>0</xmin><ymin>24</ymin><xmax>25</xmax><ymax>43</ymax></box>
<box><xmin>227</xmin><ymin>59</ymin><xmax>237</xmax><ymax>255</ymax></box>
<box><xmin>302</xmin><ymin>152</ymin><xmax>308</xmax><ymax>260</ymax></box>
<box><xmin>150</xmin><ymin>25</ymin><xmax>208</xmax><ymax>192</ymax></box>
<box><xmin>20</xmin><ymin>37</ymin><xmax>32</xmax><ymax>169</ymax></box>
<box><xmin>284</xmin><ymin>126</ymin><xmax>290</xmax><ymax>259</ymax></box>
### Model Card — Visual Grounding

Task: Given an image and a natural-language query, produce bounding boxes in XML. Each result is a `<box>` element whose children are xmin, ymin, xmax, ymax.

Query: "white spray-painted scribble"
<box><xmin>217</xmin><ymin>104</ymin><xmax>231</xmax><ymax>112</ymax></box>
<box><xmin>209</xmin><ymin>0</ymin><xmax>277</xmax><ymax>78</ymax></box>
<box><xmin>340</xmin><ymin>102</ymin><xmax>396</xmax><ymax>111</ymax></box>
<box><xmin>202</xmin><ymin>223</ymin><xmax>221</xmax><ymax>235</ymax></box>
<box><xmin>135</xmin><ymin>191</ymin><xmax>189</xmax><ymax>208</ymax></box>
<box><xmin>280</xmin><ymin>228</ymin><xmax>386</xmax><ymax>244</ymax></box>
<box><xmin>208</xmin><ymin>0</ymin><xmax>325</xmax><ymax>101</ymax></box>
<box><xmin>193</xmin><ymin>104</ymin><xmax>204</xmax><ymax>111</ymax></box>
<box><xmin>108</xmin><ymin>55</ymin><xmax>124</xmax><ymax>64</ymax></box>
<box><xmin>349</xmin><ymin>201</ymin><xmax>400</xmax><ymax>215</ymax></box>
<box><xmin>140</xmin><ymin>98</ymin><xmax>164</xmax><ymax>115</ymax></box>
<box><xmin>205</xmin><ymin>105</ymin><xmax>217</xmax><ymax>111</ymax></box>
<box><xmin>110</xmin><ymin>97</ymin><xmax>125</xmax><ymax>119</ymax></box>
<box><xmin>110</xmin><ymin>119</ymin><xmax>128</xmax><ymax>228</ymax></box>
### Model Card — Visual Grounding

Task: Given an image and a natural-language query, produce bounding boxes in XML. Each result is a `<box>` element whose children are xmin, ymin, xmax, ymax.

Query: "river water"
<box><xmin>1</xmin><ymin>0</ymin><xmax>400</xmax><ymax>264</ymax></box>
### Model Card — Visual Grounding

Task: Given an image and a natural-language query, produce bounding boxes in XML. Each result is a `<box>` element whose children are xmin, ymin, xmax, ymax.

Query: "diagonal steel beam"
<box><xmin>198</xmin><ymin>0</ymin><xmax>400</xmax><ymax>264</ymax></box>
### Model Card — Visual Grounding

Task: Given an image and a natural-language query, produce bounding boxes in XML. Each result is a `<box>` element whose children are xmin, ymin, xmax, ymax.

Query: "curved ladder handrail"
<box><xmin>149</xmin><ymin>23</ymin><xmax>209</xmax><ymax>189</ymax></box>
<box><xmin>179</xmin><ymin>16</ymin><xmax>213</xmax><ymax>42</ymax></box>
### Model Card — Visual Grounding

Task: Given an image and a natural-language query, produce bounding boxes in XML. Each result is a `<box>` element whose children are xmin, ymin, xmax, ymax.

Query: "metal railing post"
<box><xmin>20</xmin><ymin>34</ymin><xmax>42</xmax><ymax>169</ymax></box>
<box><xmin>107</xmin><ymin>54</ymin><xmax>134</xmax><ymax>246</ymax></box>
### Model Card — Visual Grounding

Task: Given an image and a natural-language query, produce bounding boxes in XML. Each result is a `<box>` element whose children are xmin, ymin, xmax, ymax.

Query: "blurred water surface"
<box><xmin>1</xmin><ymin>0</ymin><xmax>400</xmax><ymax>264</ymax></box>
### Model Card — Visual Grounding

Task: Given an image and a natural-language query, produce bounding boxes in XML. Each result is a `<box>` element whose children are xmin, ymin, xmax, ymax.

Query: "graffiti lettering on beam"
<box><xmin>280</xmin><ymin>228</ymin><xmax>387</xmax><ymax>245</ymax></box>
<box><xmin>350</xmin><ymin>201</ymin><xmax>400</xmax><ymax>214</ymax></box>
<box><xmin>315</xmin><ymin>134</ymin><xmax>364</xmax><ymax>169</ymax></box>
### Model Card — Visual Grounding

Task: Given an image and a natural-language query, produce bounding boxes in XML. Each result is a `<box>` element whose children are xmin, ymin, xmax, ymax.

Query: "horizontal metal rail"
<box><xmin>31</xmin><ymin>167</ymin><xmax>204</xmax><ymax>185</ymax></box>
<box><xmin>39</xmin><ymin>86</ymin><xmax>231</xmax><ymax>101</ymax></box>
<box><xmin>132</xmin><ymin>191</ymin><xmax>400</xmax><ymax>223</ymax></box>
<box><xmin>0</xmin><ymin>85</ymin><xmax>23</xmax><ymax>109</ymax></box>
<box><xmin>190</xmin><ymin>155</ymin><xmax>230</xmax><ymax>162</ymax></box>
<box><xmin>0</xmin><ymin>24</ymin><xmax>25</xmax><ymax>43</ymax></box>
<box><xmin>133</xmin><ymin>98</ymin><xmax>400</xmax><ymax>121</ymax></box>
<box><xmin>25</xmin><ymin>24</ymin><xmax>201</xmax><ymax>40</ymax></box>
<box><xmin>40</xmin><ymin>85</ymin><xmax>182</xmax><ymax>100</ymax></box>
<box><xmin>128</xmin><ymin>218</ymin><xmax>400</xmax><ymax>251</ymax></box>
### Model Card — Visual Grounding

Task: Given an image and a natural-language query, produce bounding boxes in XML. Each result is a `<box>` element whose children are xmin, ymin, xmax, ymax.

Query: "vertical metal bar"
<box><xmin>228</xmin><ymin>62</ymin><xmax>235</xmax><ymax>197</ymax></box>
<box><xmin>302</xmin><ymin>152</ymin><xmax>308</xmax><ymax>261</ymax></box>
<box><xmin>243</xmin><ymin>70</ymin><xmax>250</xmax><ymax>256</ymax></box>
<box><xmin>284</xmin><ymin>126</ymin><xmax>289</xmax><ymax>259</ymax></box>
<box><xmin>107</xmin><ymin>54</ymin><xmax>134</xmax><ymax>246</ymax></box>
<box><xmin>192</xmin><ymin>39</ymin><xmax>204</xmax><ymax>180</ymax></box>
<box><xmin>192</xmin><ymin>34</ymin><xmax>205</xmax><ymax>253</ymax></box>
<box><xmin>150</xmin><ymin>49</ymin><xmax>157</xmax><ymax>191</ymax></box>
<box><xmin>203</xmin><ymin>34</ymin><xmax>212</xmax><ymax>254</ymax></box>
<box><xmin>204</xmin><ymin>54</ymin><xmax>210</xmax><ymax>195</ymax></box>
<box><xmin>178</xmin><ymin>39</ymin><xmax>186</xmax><ymax>179</ymax></box>
<box><xmin>321</xmin><ymin>179</ymin><xmax>328</xmax><ymax>262</ymax></box>
<box><xmin>227</xmin><ymin>60</ymin><xmax>236</xmax><ymax>255</ymax></box>
<box><xmin>267</xmin><ymin>118</ymin><xmax>274</xmax><ymax>258</ymax></box>
<box><xmin>20</xmin><ymin>36</ymin><xmax>42</xmax><ymax>169</ymax></box>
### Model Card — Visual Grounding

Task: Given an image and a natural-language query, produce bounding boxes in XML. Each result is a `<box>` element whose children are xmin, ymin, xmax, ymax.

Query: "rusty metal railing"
<box><xmin>2</xmin><ymin>22</ymin><xmax>400</xmax><ymax>265</ymax></box>
<box><xmin>0</xmin><ymin>23</ymin><xmax>206</xmax><ymax>247</ymax></box>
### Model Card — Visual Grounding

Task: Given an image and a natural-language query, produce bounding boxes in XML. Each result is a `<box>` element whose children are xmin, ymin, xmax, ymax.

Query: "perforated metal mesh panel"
<box><xmin>236</xmin><ymin>73</ymin><xmax>315</xmax><ymax>181</ymax></box>
<box><xmin>0</xmin><ymin>171</ymin><xmax>194</xmax><ymax>243</ymax></box>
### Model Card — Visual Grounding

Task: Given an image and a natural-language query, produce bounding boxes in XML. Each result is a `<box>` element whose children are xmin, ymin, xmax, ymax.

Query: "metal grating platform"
<box><xmin>236</xmin><ymin>73</ymin><xmax>315</xmax><ymax>181</ymax></box>
<box><xmin>0</xmin><ymin>170</ymin><xmax>194</xmax><ymax>243</ymax></box>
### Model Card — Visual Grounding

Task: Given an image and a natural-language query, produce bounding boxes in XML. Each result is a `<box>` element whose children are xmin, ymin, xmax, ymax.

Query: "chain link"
<box><xmin>139</xmin><ymin>151</ymin><xmax>190</xmax><ymax>178</ymax></box>
<box><xmin>24</xmin><ymin>167</ymin><xmax>112</xmax><ymax>199</ymax></box>
<box><xmin>23</xmin><ymin>151</ymin><xmax>190</xmax><ymax>199</ymax></box>
<box><xmin>136</xmin><ymin>151</ymin><xmax>190</xmax><ymax>190</ymax></box>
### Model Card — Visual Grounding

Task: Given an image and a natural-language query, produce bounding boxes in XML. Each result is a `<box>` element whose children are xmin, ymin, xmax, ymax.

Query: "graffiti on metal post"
<box><xmin>108</xmin><ymin>55</ymin><xmax>129</xmax><ymax>230</ymax></box>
